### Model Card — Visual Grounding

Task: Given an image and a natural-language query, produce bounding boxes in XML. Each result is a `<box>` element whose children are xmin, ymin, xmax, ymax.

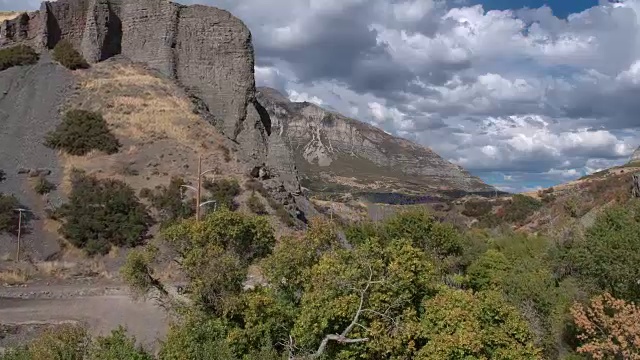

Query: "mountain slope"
<box><xmin>257</xmin><ymin>87</ymin><xmax>493</xmax><ymax>196</ymax></box>
<box><xmin>630</xmin><ymin>146</ymin><xmax>640</xmax><ymax>164</ymax></box>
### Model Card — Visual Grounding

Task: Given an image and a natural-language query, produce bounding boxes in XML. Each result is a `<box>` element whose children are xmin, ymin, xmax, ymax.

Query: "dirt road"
<box><xmin>0</xmin><ymin>285</ymin><xmax>169</xmax><ymax>351</ymax></box>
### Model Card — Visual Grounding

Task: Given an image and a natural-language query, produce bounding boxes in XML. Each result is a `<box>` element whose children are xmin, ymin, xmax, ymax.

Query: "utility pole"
<box><xmin>181</xmin><ymin>155</ymin><xmax>218</xmax><ymax>222</ymax></box>
<box><xmin>13</xmin><ymin>208</ymin><xmax>29</xmax><ymax>262</ymax></box>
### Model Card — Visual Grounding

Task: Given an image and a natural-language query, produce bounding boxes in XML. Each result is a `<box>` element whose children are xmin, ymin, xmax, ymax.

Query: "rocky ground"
<box><xmin>0</xmin><ymin>54</ymin><xmax>73</xmax><ymax>261</ymax></box>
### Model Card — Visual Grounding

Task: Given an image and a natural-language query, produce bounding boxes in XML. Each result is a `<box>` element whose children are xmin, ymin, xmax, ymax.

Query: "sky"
<box><xmin>3</xmin><ymin>0</ymin><xmax>640</xmax><ymax>192</ymax></box>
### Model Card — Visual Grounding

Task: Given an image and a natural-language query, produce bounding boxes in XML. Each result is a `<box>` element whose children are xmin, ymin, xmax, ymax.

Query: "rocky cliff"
<box><xmin>0</xmin><ymin>0</ymin><xmax>313</xmax><ymax>219</ymax></box>
<box><xmin>256</xmin><ymin>87</ymin><xmax>494</xmax><ymax>195</ymax></box>
<box><xmin>630</xmin><ymin>146</ymin><xmax>640</xmax><ymax>164</ymax></box>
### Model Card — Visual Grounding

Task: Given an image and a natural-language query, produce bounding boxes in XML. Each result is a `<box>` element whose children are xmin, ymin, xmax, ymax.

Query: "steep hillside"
<box><xmin>257</xmin><ymin>87</ymin><xmax>493</xmax><ymax>197</ymax></box>
<box><xmin>0</xmin><ymin>0</ymin><xmax>315</xmax><ymax>223</ymax></box>
<box><xmin>630</xmin><ymin>146</ymin><xmax>640</xmax><ymax>164</ymax></box>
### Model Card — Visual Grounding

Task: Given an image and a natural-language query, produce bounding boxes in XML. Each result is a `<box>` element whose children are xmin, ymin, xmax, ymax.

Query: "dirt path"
<box><xmin>0</xmin><ymin>285</ymin><xmax>170</xmax><ymax>351</ymax></box>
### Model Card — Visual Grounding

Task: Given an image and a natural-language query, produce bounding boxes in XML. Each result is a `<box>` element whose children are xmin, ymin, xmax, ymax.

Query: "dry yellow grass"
<box><xmin>78</xmin><ymin>64</ymin><xmax>219</xmax><ymax>148</ymax></box>
<box><xmin>0</xmin><ymin>268</ymin><xmax>30</xmax><ymax>285</ymax></box>
<box><xmin>0</xmin><ymin>11</ymin><xmax>21</xmax><ymax>23</ymax></box>
<box><xmin>58</xmin><ymin>61</ymin><xmax>241</xmax><ymax>193</ymax></box>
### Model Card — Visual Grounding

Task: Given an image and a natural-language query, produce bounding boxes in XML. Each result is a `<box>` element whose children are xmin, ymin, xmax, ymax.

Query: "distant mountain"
<box><xmin>257</xmin><ymin>87</ymin><xmax>494</xmax><ymax>196</ymax></box>
<box><xmin>630</xmin><ymin>146</ymin><xmax>640</xmax><ymax>164</ymax></box>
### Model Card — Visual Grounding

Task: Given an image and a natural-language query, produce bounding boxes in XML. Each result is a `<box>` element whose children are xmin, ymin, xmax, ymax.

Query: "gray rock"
<box><xmin>256</xmin><ymin>87</ymin><xmax>494</xmax><ymax>194</ymax></box>
<box><xmin>630</xmin><ymin>146</ymin><xmax>640</xmax><ymax>164</ymax></box>
<box><xmin>0</xmin><ymin>0</ymin><xmax>315</xmax><ymax>224</ymax></box>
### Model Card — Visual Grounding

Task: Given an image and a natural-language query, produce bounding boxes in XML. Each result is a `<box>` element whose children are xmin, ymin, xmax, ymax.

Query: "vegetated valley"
<box><xmin>1</xmin><ymin>1</ymin><xmax>640</xmax><ymax>360</ymax></box>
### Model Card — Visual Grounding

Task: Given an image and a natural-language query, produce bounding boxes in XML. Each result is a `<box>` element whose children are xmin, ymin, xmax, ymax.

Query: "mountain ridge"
<box><xmin>256</xmin><ymin>86</ymin><xmax>494</xmax><ymax>196</ymax></box>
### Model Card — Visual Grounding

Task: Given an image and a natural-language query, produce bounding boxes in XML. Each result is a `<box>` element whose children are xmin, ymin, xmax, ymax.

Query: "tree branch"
<box><xmin>303</xmin><ymin>266</ymin><xmax>375</xmax><ymax>359</ymax></box>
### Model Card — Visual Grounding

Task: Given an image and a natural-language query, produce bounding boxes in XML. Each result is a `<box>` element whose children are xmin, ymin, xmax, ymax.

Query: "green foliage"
<box><xmin>382</xmin><ymin>208</ymin><xmax>464</xmax><ymax>258</ymax></box>
<box><xmin>0</xmin><ymin>193</ymin><xmax>22</xmax><ymax>234</ymax></box>
<box><xmin>33</xmin><ymin>175</ymin><xmax>56</xmax><ymax>195</ymax></box>
<box><xmin>140</xmin><ymin>177</ymin><xmax>194</xmax><ymax>226</ymax></box>
<box><xmin>0</xmin><ymin>324</ymin><xmax>90</xmax><ymax>360</ymax></box>
<box><xmin>54</xmin><ymin>170</ymin><xmax>152</xmax><ymax>256</ymax></box>
<box><xmin>570</xmin><ymin>201</ymin><xmax>640</xmax><ymax>301</ymax></box>
<box><xmin>418</xmin><ymin>288</ymin><xmax>542</xmax><ymax>359</ymax></box>
<box><xmin>462</xmin><ymin>199</ymin><xmax>493</xmax><ymax>217</ymax></box>
<box><xmin>503</xmin><ymin>194</ymin><xmax>543</xmax><ymax>224</ymax></box>
<box><xmin>45</xmin><ymin>109</ymin><xmax>120</xmax><ymax>156</ymax></box>
<box><xmin>0</xmin><ymin>45</ymin><xmax>39</xmax><ymax>71</ymax></box>
<box><xmin>124</xmin><ymin>209</ymin><xmax>276</xmax><ymax>314</ymax></box>
<box><xmin>203</xmin><ymin>178</ymin><xmax>241</xmax><ymax>211</ymax></box>
<box><xmin>89</xmin><ymin>326</ymin><xmax>153</xmax><ymax>360</ymax></box>
<box><xmin>246</xmin><ymin>192</ymin><xmax>267</xmax><ymax>215</ymax></box>
<box><xmin>1</xmin><ymin>325</ymin><xmax>152</xmax><ymax>360</ymax></box>
<box><xmin>52</xmin><ymin>40</ymin><xmax>89</xmax><ymax>70</ymax></box>
<box><xmin>160</xmin><ymin>315</ymin><xmax>235</xmax><ymax>360</ymax></box>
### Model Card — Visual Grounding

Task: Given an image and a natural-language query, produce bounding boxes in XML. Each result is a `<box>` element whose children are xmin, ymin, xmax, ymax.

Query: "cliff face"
<box><xmin>0</xmin><ymin>0</ymin><xmax>312</xmax><ymax>218</ymax></box>
<box><xmin>631</xmin><ymin>147</ymin><xmax>640</xmax><ymax>164</ymax></box>
<box><xmin>257</xmin><ymin>87</ymin><xmax>494</xmax><ymax>195</ymax></box>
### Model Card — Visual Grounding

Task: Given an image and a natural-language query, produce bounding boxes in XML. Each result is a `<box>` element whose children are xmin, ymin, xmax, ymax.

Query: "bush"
<box><xmin>203</xmin><ymin>178</ymin><xmax>241</xmax><ymax>210</ymax></box>
<box><xmin>462</xmin><ymin>199</ymin><xmax>492</xmax><ymax>217</ymax></box>
<box><xmin>140</xmin><ymin>177</ymin><xmax>194</xmax><ymax>226</ymax></box>
<box><xmin>502</xmin><ymin>194</ymin><xmax>542</xmax><ymax>224</ymax></box>
<box><xmin>45</xmin><ymin>109</ymin><xmax>120</xmax><ymax>156</ymax></box>
<box><xmin>33</xmin><ymin>175</ymin><xmax>56</xmax><ymax>195</ymax></box>
<box><xmin>0</xmin><ymin>193</ymin><xmax>26</xmax><ymax>235</ymax></box>
<box><xmin>89</xmin><ymin>326</ymin><xmax>153</xmax><ymax>360</ymax></box>
<box><xmin>52</xmin><ymin>40</ymin><xmax>88</xmax><ymax>70</ymax></box>
<box><xmin>0</xmin><ymin>45</ymin><xmax>39</xmax><ymax>71</ymax></box>
<box><xmin>246</xmin><ymin>192</ymin><xmax>267</xmax><ymax>215</ymax></box>
<box><xmin>54</xmin><ymin>170</ymin><xmax>152</xmax><ymax>256</ymax></box>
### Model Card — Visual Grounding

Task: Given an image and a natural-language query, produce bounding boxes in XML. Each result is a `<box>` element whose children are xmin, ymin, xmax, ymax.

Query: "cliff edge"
<box><xmin>0</xmin><ymin>0</ymin><xmax>313</xmax><ymax>219</ymax></box>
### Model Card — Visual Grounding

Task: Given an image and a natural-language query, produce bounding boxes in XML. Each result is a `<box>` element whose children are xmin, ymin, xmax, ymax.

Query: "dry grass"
<box><xmin>77</xmin><ymin>64</ymin><xmax>219</xmax><ymax>148</ymax></box>
<box><xmin>0</xmin><ymin>11</ymin><xmax>21</xmax><ymax>23</ymax></box>
<box><xmin>0</xmin><ymin>268</ymin><xmax>31</xmax><ymax>285</ymax></box>
<box><xmin>57</xmin><ymin>61</ymin><xmax>243</xmax><ymax>194</ymax></box>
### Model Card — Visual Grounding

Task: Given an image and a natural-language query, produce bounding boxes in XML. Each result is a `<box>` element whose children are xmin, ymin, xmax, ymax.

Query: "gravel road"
<box><xmin>0</xmin><ymin>284</ymin><xmax>169</xmax><ymax>352</ymax></box>
<box><xmin>0</xmin><ymin>54</ymin><xmax>73</xmax><ymax>260</ymax></box>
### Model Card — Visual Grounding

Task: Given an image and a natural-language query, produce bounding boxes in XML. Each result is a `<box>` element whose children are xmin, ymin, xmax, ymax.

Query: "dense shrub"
<box><xmin>33</xmin><ymin>175</ymin><xmax>56</xmax><ymax>195</ymax></box>
<box><xmin>246</xmin><ymin>192</ymin><xmax>267</xmax><ymax>215</ymax></box>
<box><xmin>502</xmin><ymin>194</ymin><xmax>543</xmax><ymax>224</ymax></box>
<box><xmin>203</xmin><ymin>178</ymin><xmax>241</xmax><ymax>210</ymax></box>
<box><xmin>140</xmin><ymin>177</ymin><xmax>194</xmax><ymax>226</ymax></box>
<box><xmin>0</xmin><ymin>45</ymin><xmax>39</xmax><ymax>71</ymax></box>
<box><xmin>54</xmin><ymin>170</ymin><xmax>152</xmax><ymax>256</ymax></box>
<box><xmin>462</xmin><ymin>199</ymin><xmax>493</xmax><ymax>217</ymax></box>
<box><xmin>52</xmin><ymin>40</ymin><xmax>88</xmax><ymax>70</ymax></box>
<box><xmin>0</xmin><ymin>324</ymin><xmax>152</xmax><ymax>360</ymax></box>
<box><xmin>0</xmin><ymin>193</ymin><xmax>24</xmax><ymax>235</ymax></box>
<box><xmin>45</xmin><ymin>110</ymin><xmax>120</xmax><ymax>156</ymax></box>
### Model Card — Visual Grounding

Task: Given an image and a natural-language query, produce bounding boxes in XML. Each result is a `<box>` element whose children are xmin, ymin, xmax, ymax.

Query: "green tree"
<box><xmin>0</xmin><ymin>193</ymin><xmax>22</xmax><ymax>235</ymax></box>
<box><xmin>123</xmin><ymin>209</ymin><xmax>276</xmax><ymax>314</ymax></box>
<box><xmin>55</xmin><ymin>170</ymin><xmax>152</xmax><ymax>255</ymax></box>
<box><xmin>570</xmin><ymin>201</ymin><xmax>640</xmax><ymax>301</ymax></box>
<box><xmin>203</xmin><ymin>178</ymin><xmax>241</xmax><ymax>211</ymax></box>
<box><xmin>140</xmin><ymin>177</ymin><xmax>194</xmax><ymax>226</ymax></box>
<box><xmin>52</xmin><ymin>40</ymin><xmax>89</xmax><ymax>70</ymax></box>
<box><xmin>45</xmin><ymin>110</ymin><xmax>120</xmax><ymax>156</ymax></box>
<box><xmin>417</xmin><ymin>288</ymin><xmax>542</xmax><ymax>359</ymax></box>
<box><xmin>89</xmin><ymin>326</ymin><xmax>153</xmax><ymax>360</ymax></box>
<box><xmin>0</xmin><ymin>44</ymin><xmax>39</xmax><ymax>71</ymax></box>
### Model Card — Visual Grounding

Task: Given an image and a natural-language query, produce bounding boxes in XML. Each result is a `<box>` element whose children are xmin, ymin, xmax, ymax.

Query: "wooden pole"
<box><xmin>196</xmin><ymin>155</ymin><xmax>202</xmax><ymax>222</ymax></box>
<box><xmin>16</xmin><ymin>210</ymin><xmax>22</xmax><ymax>262</ymax></box>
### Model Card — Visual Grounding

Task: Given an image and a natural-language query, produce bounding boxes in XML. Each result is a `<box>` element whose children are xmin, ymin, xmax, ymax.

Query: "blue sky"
<box><xmin>3</xmin><ymin>0</ymin><xmax>639</xmax><ymax>192</ymax></box>
<box><xmin>471</xmin><ymin>0</ymin><xmax>600</xmax><ymax>18</ymax></box>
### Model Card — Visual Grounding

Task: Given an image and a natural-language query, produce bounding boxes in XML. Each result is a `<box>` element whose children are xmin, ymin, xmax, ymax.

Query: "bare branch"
<box><xmin>300</xmin><ymin>266</ymin><xmax>375</xmax><ymax>360</ymax></box>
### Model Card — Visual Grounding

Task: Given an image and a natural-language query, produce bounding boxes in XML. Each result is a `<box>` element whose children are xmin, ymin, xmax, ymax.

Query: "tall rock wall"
<box><xmin>0</xmin><ymin>0</ymin><xmax>314</xmax><ymax>221</ymax></box>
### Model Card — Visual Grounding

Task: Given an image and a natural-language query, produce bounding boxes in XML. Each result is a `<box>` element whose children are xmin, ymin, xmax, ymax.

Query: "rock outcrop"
<box><xmin>0</xmin><ymin>0</ymin><xmax>312</xmax><ymax>220</ymax></box>
<box><xmin>630</xmin><ymin>146</ymin><xmax>640</xmax><ymax>164</ymax></box>
<box><xmin>257</xmin><ymin>87</ymin><xmax>494</xmax><ymax>195</ymax></box>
